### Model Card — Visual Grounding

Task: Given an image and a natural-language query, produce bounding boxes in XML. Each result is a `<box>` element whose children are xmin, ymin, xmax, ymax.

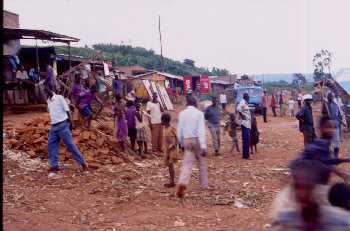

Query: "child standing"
<box><xmin>226</xmin><ymin>113</ymin><xmax>240</xmax><ymax>154</ymax></box>
<box><xmin>161</xmin><ymin>113</ymin><xmax>179</xmax><ymax>188</ymax></box>
<box><xmin>135</xmin><ymin>103</ymin><xmax>148</xmax><ymax>158</ymax></box>
<box><xmin>250</xmin><ymin>115</ymin><xmax>259</xmax><ymax>154</ymax></box>
<box><xmin>113</xmin><ymin>94</ymin><xmax>128</xmax><ymax>152</ymax></box>
<box><xmin>288</xmin><ymin>97</ymin><xmax>296</xmax><ymax>117</ymax></box>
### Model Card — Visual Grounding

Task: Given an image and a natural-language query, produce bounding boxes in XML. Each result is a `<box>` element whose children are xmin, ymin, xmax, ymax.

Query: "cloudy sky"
<box><xmin>4</xmin><ymin>0</ymin><xmax>350</xmax><ymax>74</ymax></box>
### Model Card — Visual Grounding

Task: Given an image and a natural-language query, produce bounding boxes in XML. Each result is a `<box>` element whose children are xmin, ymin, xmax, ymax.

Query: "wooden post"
<box><xmin>68</xmin><ymin>42</ymin><xmax>71</xmax><ymax>69</ymax></box>
<box><xmin>35</xmin><ymin>39</ymin><xmax>40</xmax><ymax>74</ymax></box>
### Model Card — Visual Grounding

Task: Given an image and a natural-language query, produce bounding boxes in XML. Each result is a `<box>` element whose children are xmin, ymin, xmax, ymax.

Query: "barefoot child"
<box><xmin>135</xmin><ymin>102</ymin><xmax>148</xmax><ymax>157</ymax></box>
<box><xmin>161</xmin><ymin>113</ymin><xmax>179</xmax><ymax>188</ymax></box>
<box><xmin>226</xmin><ymin>112</ymin><xmax>240</xmax><ymax>153</ymax></box>
<box><xmin>250</xmin><ymin>115</ymin><xmax>259</xmax><ymax>154</ymax></box>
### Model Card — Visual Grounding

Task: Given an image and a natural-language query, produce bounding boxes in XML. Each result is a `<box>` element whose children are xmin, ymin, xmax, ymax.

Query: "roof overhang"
<box><xmin>2</xmin><ymin>28</ymin><xmax>80</xmax><ymax>44</ymax></box>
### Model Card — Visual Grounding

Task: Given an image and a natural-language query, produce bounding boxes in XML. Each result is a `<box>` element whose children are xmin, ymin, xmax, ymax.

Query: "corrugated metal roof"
<box><xmin>134</xmin><ymin>71</ymin><xmax>183</xmax><ymax>80</ymax></box>
<box><xmin>2</xmin><ymin>28</ymin><xmax>79</xmax><ymax>43</ymax></box>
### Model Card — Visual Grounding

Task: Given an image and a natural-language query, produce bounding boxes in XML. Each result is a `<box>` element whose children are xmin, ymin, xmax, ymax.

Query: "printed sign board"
<box><xmin>183</xmin><ymin>76</ymin><xmax>192</xmax><ymax>94</ymax></box>
<box><xmin>200</xmin><ymin>75</ymin><xmax>210</xmax><ymax>94</ymax></box>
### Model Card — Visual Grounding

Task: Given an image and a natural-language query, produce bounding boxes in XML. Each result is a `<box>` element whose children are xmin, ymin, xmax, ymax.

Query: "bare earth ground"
<box><xmin>3</xmin><ymin>105</ymin><xmax>350</xmax><ymax>231</ymax></box>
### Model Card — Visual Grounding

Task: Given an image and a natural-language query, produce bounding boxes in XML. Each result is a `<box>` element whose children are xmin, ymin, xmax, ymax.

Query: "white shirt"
<box><xmin>237</xmin><ymin>99</ymin><xmax>251</xmax><ymax>129</ymax></box>
<box><xmin>146</xmin><ymin>101</ymin><xmax>162</xmax><ymax>124</ymax></box>
<box><xmin>220</xmin><ymin>94</ymin><xmax>227</xmax><ymax>104</ymax></box>
<box><xmin>16</xmin><ymin>70</ymin><xmax>29</xmax><ymax>80</ymax></box>
<box><xmin>297</xmin><ymin>93</ymin><xmax>302</xmax><ymax>101</ymax></box>
<box><xmin>47</xmin><ymin>93</ymin><xmax>70</xmax><ymax>124</ymax></box>
<box><xmin>288</xmin><ymin>100</ymin><xmax>295</xmax><ymax>109</ymax></box>
<box><xmin>177</xmin><ymin>106</ymin><xmax>207</xmax><ymax>149</ymax></box>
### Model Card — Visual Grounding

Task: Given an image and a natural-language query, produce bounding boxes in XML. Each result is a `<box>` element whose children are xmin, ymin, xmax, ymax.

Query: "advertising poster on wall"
<box><xmin>200</xmin><ymin>75</ymin><xmax>210</xmax><ymax>94</ymax></box>
<box><xmin>183</xmin><ymin>76</ymin><xmax>192</xmax><ymax>94</ymax></box>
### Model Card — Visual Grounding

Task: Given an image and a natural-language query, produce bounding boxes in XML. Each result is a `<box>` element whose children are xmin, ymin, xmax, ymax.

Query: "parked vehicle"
<box><xmin>234</xmin><ymin>85</ymin><xmax>263</xmax><ymax>114</ymax></box>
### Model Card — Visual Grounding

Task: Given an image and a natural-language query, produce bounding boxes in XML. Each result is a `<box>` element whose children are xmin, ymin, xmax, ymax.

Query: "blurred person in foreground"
<box><xmin>270</xmin><ymin>159</ymin><xmax>350</xmax><ymax>231</ymax></box>
<box><xmin>300</xmin><ymin>116</ymin><xmax>350</xmax><ymax>178</ymax></box>
<box><xmin>328</xmin><ymin>183</ymin><xmax>350</xmax><ymax>212</ymax></box>
<box><xmin>176</xmin><ymin>95</ymin><xmax>208</xmax><ymax>198</ymax></box>
<box><xmin>296</xmin><ymin>94</ymin><xmax>316</xmax><ymax>147</ymax></box>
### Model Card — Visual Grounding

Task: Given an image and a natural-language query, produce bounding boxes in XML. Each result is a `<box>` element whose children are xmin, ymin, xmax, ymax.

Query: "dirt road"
<box><xmin>3</xmin><ymin>108</ymin><xmax>350</xmax><ymax>231</ymax></box>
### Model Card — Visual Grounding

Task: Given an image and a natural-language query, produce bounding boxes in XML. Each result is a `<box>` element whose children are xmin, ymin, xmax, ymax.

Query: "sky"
<box><xmin>4</xmin><ymin>0</ymin><xmax>350</xmax><ymax>74</ymax></box>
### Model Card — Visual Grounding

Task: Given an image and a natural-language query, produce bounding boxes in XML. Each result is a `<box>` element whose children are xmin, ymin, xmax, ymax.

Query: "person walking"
<box><xmin>219</xmin><ymin>92</ymin><xmax>228</xmax><ymax>111</ymax></box>
<box><xmin>322</xmin><ymin>92</ymin><xmax>343</xmax><ymax>158</ymax></box>
<box><xmin>262</xmin><ymin>90</ymin><xmax>268</xmax><ymax>122</ymax></box>
<box><xmin>161</xmin><ymin>113</ymin><xmax>179</xmax><ymax>188</ymax></box>
<box><xmin>177</xmin><ymin>96</ymin><xmax>208</xmax><ymax>198</ymax></box>
<box><xmin>296</xmin><ymin>94</ymin><xmax>316</xmax><ymax>147</ymax></box>
<box><xmin>237</xmin><ymin>93</ymin><xmax>251</xmax><ymax>159</ymax></box>
<box><xmin>271</xmin><ymin>93</ymin><xmax>277</xmax><ymax>117</ymax></box>
<box><xmin>204</xmin><ymin>97</ymin><xmax>221</xmax><ymax>156</ymax></box>
<box><xmin>146</xmin><ymin>93</ymin><xmax>164</xmax><ymax>153</ymax></box>
<box><xmin>45</xmin><ymin>87</ymin><xmax>88</xmax><ymax>178</ymax></box>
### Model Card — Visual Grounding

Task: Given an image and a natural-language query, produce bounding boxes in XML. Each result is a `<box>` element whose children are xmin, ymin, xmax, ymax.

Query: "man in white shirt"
<box><xmin>297</xmin><ymin>92</ymin><xmax>303</xmax><ymax>109</ymax></box>
<box><xmin>146</xmin><ymin>92</ymin><xmax>164</xmax><ymax>153</ymax></box>
<box><xmin>177</xmin><ymin>95</ymin><xmax>209</xmax><ymax>198</ymax></box>
<box><xmin>219</xmin><ymin>93</ymin><xmax>228</xmax><ymax>110</ymax></box>
<box><xmin>288</xmin><ymin>98</ymin><xmax>296</xmax><ymax>117</ymax></box>
<box><xmin>237</xmin><ymin>93</ymin><xmax>251</xmax><ymax>159</ymax></box>
<box><xmin>45</xmin><ymin>87</ymin><xmax>88</xmax><ymax>178</ymax></box>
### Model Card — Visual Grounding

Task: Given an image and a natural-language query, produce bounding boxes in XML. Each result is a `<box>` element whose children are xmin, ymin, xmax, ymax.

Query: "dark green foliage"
<box><xmin>55</xmin><ymin>43</ymin><xmax>230</xmax><ymax>76</ymax></box>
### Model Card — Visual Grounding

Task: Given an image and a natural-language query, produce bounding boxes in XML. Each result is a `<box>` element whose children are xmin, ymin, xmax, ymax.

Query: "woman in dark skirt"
<box><xmin>250</xmin><ymin>114</ymin><xmax>259</xmax><ymax>154</ymax></box>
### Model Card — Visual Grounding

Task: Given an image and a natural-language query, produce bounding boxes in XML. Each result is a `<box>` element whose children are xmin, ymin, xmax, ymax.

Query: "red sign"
<box><xmin>183</xmin><ymin>76</ymin><xmax>192</xmax><ymax>94</ymax></box>
<box><xmin>200</xmin><ymin>75</ymin><xmax>210</xmax><ymax>94</ymax></box>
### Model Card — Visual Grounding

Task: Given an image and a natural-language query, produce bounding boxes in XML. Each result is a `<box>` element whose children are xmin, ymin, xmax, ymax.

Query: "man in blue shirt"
<box><xmin>296</xmin><ymin>94</ymin><xmax>315</xmax><ymax>147</ymax></box>
<box><xmin>204</xmin><ymin>97</ymin><xmax>221</xmax><ymax>156</ymax></box>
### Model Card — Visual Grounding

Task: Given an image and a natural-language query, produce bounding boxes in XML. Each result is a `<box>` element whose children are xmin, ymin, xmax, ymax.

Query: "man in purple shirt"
<box><xmin>78</xmin><ymin>85</ymin><xmax>102</xmax><ymax>128</ymax></box>
<box><xmin>125</xmin><ymin>100</ymin><xmax>137</xmax><ymax>150</ymax></box>
<box><xmin>71</xmin><ymin>74</ymin><xmax>82</xmax><ymax>106</ymax></box>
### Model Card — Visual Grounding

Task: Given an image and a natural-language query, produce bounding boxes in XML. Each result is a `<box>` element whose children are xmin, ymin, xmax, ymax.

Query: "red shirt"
<box><xmin>271</xmin><ymin>95</ymin><xmax>276</xmax><ymax>107</ymax></box>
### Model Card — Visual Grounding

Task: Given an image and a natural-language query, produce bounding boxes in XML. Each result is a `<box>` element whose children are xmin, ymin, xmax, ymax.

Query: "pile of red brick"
<box><xmin>4</xmin><ymin>116</ymin><xmax>130</xmax><ymax>165</ymax></box>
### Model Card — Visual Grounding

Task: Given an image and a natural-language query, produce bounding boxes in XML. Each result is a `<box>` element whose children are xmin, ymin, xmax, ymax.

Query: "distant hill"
<box><xmin>55</xmin><ymin>44</ymin><xmax>230</xmax><ymax>77</ymax></box>
<box><xmin>254</xmin><ymin>73</ymin><xmax>314</xmax><ymax>83</ymax></box>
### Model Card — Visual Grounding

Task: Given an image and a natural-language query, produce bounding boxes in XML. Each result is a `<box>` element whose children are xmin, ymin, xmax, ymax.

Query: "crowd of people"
<box><xmin>4</xmin><ymin>60</ymin><xmax>61</xmax><ymax>104</ymax></box>
<box><xmin>42</xmin><ymin>79</ymin><xmax>350</xmax><ymax>228</ymax></box>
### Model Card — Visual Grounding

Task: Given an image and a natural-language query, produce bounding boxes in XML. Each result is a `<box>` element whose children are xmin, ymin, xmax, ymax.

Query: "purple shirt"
<box><xmin>71</xmin><ymin>83</ymin><xmax>82</xmax><ymax>104</ymax></box>
<box><xmin>125</xmin><ymin>106</ymin><xmax>136</xmax><ymax>129</ymax></box>
<box><xmin>78</xmin><ymin>90</ymin><xmax>95</xmax><ymax>109</ymax></box>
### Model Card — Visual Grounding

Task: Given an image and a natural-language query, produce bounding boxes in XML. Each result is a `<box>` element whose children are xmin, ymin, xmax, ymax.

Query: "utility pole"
<box><xmin>158</xmin><ymin>15</ymin><xmax>164</xmax><ymax>72</ymax></box>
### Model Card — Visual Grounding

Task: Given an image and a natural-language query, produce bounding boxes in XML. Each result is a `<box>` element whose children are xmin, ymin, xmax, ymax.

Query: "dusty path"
<box><xmin>3</xmin><ymin>109</ymin><xmax>350</xmax><ymax>231</ymax></box>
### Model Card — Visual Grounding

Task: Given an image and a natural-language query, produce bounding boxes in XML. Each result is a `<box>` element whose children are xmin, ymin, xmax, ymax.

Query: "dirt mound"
<box><xmin>4</xmin><ymin>115</ymin><xmax>135</xmax><ymax>166</ymax></box>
